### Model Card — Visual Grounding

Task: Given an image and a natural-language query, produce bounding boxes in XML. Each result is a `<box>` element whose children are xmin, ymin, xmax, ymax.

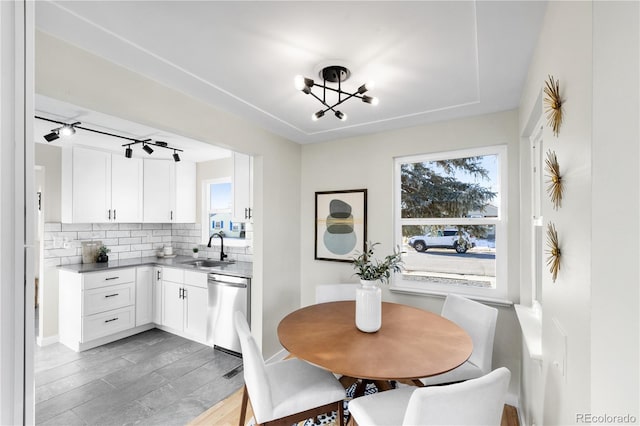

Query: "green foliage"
<box><xmin>400</xmin><ymin>156</ymin><xmax>497</xmax><ymax>238</ymax></box>
<box><xmin>351</xmin><ymin>242</ymin><xmax>403</xmax><ymax>285</ymax></box>
<box><xmin>192</xmin><ymin>247</ymin><xmax>199</xmax><ymax>253</ymax></box>
<box><xmin>97</xmin><ymin>245</ymin><xmax>110</xmax><ymax>256</ymax></box>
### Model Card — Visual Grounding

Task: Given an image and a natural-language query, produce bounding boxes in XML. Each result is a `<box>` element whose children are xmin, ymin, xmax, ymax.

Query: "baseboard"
<box><xmin>505</xmin><ymin>392</ymin><xmax>526</xmax><ymax>426</ymax></box>
<box><xmin>265</xmin><ymin>348</ymin><xmax>289</xmax><ymax>364</ymax></box>
<box><xmin>36</xmin><ymin>334</ymin><xmax>59</xmax><ymax>347</ymax></box>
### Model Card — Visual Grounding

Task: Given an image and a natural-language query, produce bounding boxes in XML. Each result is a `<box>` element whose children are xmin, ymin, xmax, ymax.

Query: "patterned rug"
<box><xmin>299</xmin><ymin>380</ymin><xmax>383</xmax><ymax>426</ymax></box>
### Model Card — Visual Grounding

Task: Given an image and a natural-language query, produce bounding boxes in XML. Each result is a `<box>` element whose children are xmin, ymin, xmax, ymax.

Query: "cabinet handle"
<box><xmin>104</xmin><ymin>318</ymin><xmax>119</xmax><ymax>323</ymax></box>
<box><xmin>108</xmin><ymin>209</ymin><xmax>111</xmax><ymax>220</ymax></box>
<box><xmin>157</xmin><ymin>271</ymin><xmax>161</xmax><ymax>281</ymax></box>
<box><xmin>179</xmin><ymin>288</ymin><xmax>183</xmax><ymax>299</ymax></box>
<box><xmin>105</xmin><ymin>277</ymin><xmax>119</xmax><ymax>281</ymax></box>
<box><xmin>114</xmin><ymin>209</ymin><xmax>117</xmax><ymax>220</ymax></box>
<box><xmin>183</xmin><ymin>288</ymin><xmax>187</xmax><ymax>299</ymax></box>
<box><xmin>170</xmin><ymin>210</ymin><xmax>173</xmax><ymax>221</ymax></box>
<box><xmin>244</xmin><ymin>208</ymin><xmax>248</xmax><ymax>219</ymax></box>
<box><xmin>104</xmin><ymin>293</ymin><xmax>119</xmax><ymax>298</ymax></box>
<box><xmin>248</xmin><ymin>207</ymin><xmax>252</xmax><ymax>219</ymax></box>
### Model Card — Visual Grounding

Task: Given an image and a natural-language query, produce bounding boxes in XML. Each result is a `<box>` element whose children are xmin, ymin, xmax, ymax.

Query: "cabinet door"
<box><xmin>153</xmin><ymin>267</ymin><xmax>163</xmax><ymax>325</ymax></box>
<box><xmin>144</xmin><ymin>160</ymin><xmax>175</xmax><ymax>222</ymax></box>
<box><xmin>184</xmin><ymin>284</ymin><xmax>208</xmax><ymax>342</ymax></box>
<box><xmin>135</xmin><ymin>267</ymin><xmax>153</xmax><ymax>326</ymax></box>
<box><xmin>72</xmin><ymin>147</ymin><xmax>111</xmax><ymax>223</ymax></box>
<box><xmin>232</xmin><ymin>152</ymin><xmax>251</xmax><ymax>221</ymax></box>
<box><xmin>162</xmin><ymin>280</ymin><xmax>184</xmax><ymax>331</ymax></box>
<box><xmin>112</xmin><ymin>155</ymin><xmax>143</xmax><ymax>223</ymax></box>
<box><xmin>174</xmin><ymin>161</ymin><xmax>196</xmax><ymax>223</ymax></box>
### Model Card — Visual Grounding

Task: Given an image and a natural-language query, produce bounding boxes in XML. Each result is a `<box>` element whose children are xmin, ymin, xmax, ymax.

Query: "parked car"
<box><xmin>408</xmin><ymin>229</ymin><xmax>476</xmax><ymax>254</ymax></box>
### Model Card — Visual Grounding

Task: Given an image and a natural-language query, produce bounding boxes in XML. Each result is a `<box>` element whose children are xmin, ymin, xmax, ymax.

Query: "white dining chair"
<box><xmin>419</xmin><ymin>294</ymin><xmax>498</xmax><ymax>386</ymax></box>
<box><xmin>233</xmin><ymin>311</ymin><xmax>345</xmax><ymax>426</ymax></box>
<box><xmin>348</xmin><ymin>367</ymin><xmax>511</xmax><ymax>426</ymax></box>
<box><xmin>315</xmin><ymin>283</ymin><xmax>358</xmax><ymax>304</ymax></box>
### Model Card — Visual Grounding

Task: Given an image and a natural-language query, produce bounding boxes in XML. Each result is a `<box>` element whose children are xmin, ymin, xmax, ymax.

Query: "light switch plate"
<box><xmin>550</xmin><ymin>317</ymin><xmax>567</xmax><ymax>381</ymax></box>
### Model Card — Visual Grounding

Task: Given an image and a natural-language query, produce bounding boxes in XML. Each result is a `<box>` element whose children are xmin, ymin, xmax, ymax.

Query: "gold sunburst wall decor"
<box><xmin>545</xmin><ymin>150</ymin><xmax>563</xmax><ymax>210</ymax></box>
<box><xmin>544</xmin><ymin>75</ymin><xmax>564</xmax><ymax>136</ymax></box>
<box><xmin>545</xmin><ymin>222</ymin><xmax>561</xmax><ymax>283</ymax></box>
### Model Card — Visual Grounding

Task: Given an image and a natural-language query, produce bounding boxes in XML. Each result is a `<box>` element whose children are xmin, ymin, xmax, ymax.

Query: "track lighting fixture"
<box><xmin>295</xmin><ymin>65</ymin><xmax>378</xmax><ymax>121</ymax></box>
<box><xmin>35</xmin><ymin>116</ymin><xmax>185</xmax><ymax>160</ymax></box>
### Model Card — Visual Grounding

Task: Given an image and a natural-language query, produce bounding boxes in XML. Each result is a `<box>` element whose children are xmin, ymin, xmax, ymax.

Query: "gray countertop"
<box><xmin>57</xmin><ymin>255</ymin><xmax>253</xmax><ymax>278</ymax></box>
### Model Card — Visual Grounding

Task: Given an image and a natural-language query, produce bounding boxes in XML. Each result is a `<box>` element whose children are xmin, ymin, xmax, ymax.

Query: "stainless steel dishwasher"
<box><xmin>208</xmin><ymin>273</ymin><xmax>250</xmax><ymax>355</ymax></box>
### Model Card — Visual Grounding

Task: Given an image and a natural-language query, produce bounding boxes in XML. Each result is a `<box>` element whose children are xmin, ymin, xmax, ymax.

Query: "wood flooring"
<box><xmin>190</xmin><ymin>385</ymin><xmax>520</xmax><ymax>426</ymax></box>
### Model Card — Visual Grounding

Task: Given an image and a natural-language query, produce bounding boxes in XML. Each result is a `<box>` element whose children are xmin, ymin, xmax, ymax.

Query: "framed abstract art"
<box><xmin>314</xmin><ymin>189</ymin><xmax>367</xmax><ymax>262</ymax></box>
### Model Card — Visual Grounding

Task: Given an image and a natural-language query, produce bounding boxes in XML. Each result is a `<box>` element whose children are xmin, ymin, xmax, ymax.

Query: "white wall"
<box><xmin>591</xmin><ymin>0</ymin><xmax>639</xmax><ymax>418</ymax></box>
<box><xmin>518</xmin><ymin>1</ymin><xmax>639</xmax><ymax>424</ymax></box>
<box><xmin>36</xmin><ymin>31</ymin><xmax>301</xmax><ymax>357</ymax></box>
<box><xmin>300</xmin><ymin>110</ymin><xmax>523</xmax><ymax>398</ymax></box>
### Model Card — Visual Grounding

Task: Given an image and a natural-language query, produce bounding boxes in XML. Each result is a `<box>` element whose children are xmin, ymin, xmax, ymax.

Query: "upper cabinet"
<box><xmin>143</xmin><ymin>159</ymin><xmax>196</xmax><ymax>223</ymax></box>
<box><xmin>62</xmin><ymin>146</ymin><xmax>195</xmax><ymax>224</ymax></box>
<box><xmin>232</xmin><ymin>152</ymin><xmax>253</xmax><ymax>222</ymax></box>
<box><xmin>62</xmin><ymin>146</ymin><xmax>143</xmax><ymax>223</ymax></box>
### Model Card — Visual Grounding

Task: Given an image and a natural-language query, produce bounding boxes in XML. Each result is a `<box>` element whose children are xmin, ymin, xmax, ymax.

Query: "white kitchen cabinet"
<box><xmin>59</xmin><ymin>267</ymin><xmax>151</xmax><ymax>351</ymax></box>
<box><xmin>160</xmin><ymin>267</ymin><xmax>209</xmax><ymax>344</ymax></box>
<box><xmin>143</xmin><ymin>160</ymin><xmax>175</xmax><ymax>223</ymax></box>
<box><xmin>153</xmin><ymin>267</ymin><xmax>163</xmax><ymax>325</ymax></box>
<box><xmin>61</xmin><ymin>146</ymin><xmax>142</xmax><ymax>223</ymax></box>
<box><xmin>232</xmin><ymin>152</ymin><xmax>253</xmax><ymax>222</ymax></box>
<box><xmin>143</xmin><ymin>159</ymin><xmax>196</xmax><ymax>223</ymax></box>
<box><xmin>135</xmin><ymin>266</ymin><xmax>154</xmax><ymax>327</ymax></box>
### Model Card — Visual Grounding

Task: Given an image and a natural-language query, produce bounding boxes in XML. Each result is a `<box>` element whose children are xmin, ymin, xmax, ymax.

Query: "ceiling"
<box><xmin>35</xmin><ymin>1</ymin><xmax>547</xmax><ymax>145</ymax></box>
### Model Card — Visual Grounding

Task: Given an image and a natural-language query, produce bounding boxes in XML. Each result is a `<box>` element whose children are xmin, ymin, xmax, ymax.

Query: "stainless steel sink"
<box><xmin>180</xmin><ymin>259</ymin><xmax>235</xmax><ymax>269</ymax></box>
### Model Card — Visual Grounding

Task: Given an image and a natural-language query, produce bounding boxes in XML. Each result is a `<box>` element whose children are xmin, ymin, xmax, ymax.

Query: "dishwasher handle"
<box><xmin>208</xmin><ymin>279</ymin><xmax>247</xmax><ymax>289</ymax></box>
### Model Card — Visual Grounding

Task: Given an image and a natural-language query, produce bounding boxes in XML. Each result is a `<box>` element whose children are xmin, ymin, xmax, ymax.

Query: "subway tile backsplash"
<box><xmin>43</xmin><ymin>222</ymin><xmax>253</xmax><ymax>267</ymax></box>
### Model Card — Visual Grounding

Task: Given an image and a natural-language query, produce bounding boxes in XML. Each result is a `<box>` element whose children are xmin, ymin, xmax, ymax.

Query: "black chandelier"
<box><xmin>35</xmin><ymin>116</ymin><xmax>184</xmax><ymax>162</ymax></box>
<box><xmin>295</xmin><ymin>65</ymin><xmax>378</xmax><ymax>121</ymax></box>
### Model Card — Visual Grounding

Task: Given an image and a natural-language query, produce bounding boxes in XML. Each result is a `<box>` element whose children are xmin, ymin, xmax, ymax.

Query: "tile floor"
<box><xmin>35</xmin><ymin>329</ymin><xmax>244</xmax><ymax>425</ymax></box>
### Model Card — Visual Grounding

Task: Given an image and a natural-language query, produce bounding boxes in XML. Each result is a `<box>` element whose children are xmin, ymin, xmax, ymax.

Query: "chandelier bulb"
<box><xmin>312</xmin><ymin>110</ymin><xmax>325</xmax><ymax>121</ymax></box>
<box><xmin>294</xmin><ymin>75</ymin><xmax>305</xmax><ymax>91</ymax></box>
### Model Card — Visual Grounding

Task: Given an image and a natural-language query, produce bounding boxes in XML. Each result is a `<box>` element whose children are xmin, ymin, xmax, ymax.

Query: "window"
<box><xmin>393</xmin><ymin>145</ymin><xmax>508</xmax><ymax>300</ymax></box>
<box><xmin>202</xmin><ymin>178</ymin><xmax>232</xmax><ymax>241</ymax></box>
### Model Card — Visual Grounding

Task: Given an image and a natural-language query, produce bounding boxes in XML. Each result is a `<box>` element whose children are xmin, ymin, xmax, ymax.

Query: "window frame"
<box><xmin>201</xmin><ymin>177</ymin><xmax>232</xmax><ymax>242</ymax></box>
<box><xmin>392</xmin><ymin>145</ymin><xmax>508</xmax><ymax>301</ymax></box>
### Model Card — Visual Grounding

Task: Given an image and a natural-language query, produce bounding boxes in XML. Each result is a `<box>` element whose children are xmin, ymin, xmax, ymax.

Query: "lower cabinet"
<box><xmin>59</xmin><ymin>265</ymin><xmax>210</xmax><ymax>352</ymax></box>
<box><xmin>135</xmin><ymin>266</ymin><xmax>154</xmax><ymax>326</ymax></box>
<box><xmin>161</xmin><ymin>268</ymin><xmax>209</xmax><ymax>344</ymax></box>
<box><xmin>59</xmin><ymin>267</ymin><xmax>147</xmax><ymax>352</ymax></box>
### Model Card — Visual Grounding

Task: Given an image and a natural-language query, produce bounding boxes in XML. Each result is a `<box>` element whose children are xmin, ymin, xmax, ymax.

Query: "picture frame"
<box><xmin>315</xmin><ymin>189</ymin><xmax>367</xmax><ymax>262</ymax></box>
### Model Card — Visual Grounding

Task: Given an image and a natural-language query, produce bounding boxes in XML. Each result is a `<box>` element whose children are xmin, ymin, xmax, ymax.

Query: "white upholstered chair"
<box><xmin>349</xmin><ymin>367</ymin><xmax>511</xmax><ymax>426</ymax></box>
<box><xmin>420</xmin><ymin>294</ymin><xmax>498</xmax><ymax>386</ymax></box>
<box><xmin>234</xmin><ymin>311</ymin><xmax>345</xmax><ymax>426</ymax></box>
<box><xmin>315</xmin><ymin>283</ymin><xmax>358</xmax><ymax>304</ymax></box>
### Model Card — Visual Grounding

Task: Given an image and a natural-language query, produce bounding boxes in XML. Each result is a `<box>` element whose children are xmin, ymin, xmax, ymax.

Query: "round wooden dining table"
<box><xmin>277</xmin><ymin>301</ymin><xmax>473</xmax><ymax>387</ymax></box>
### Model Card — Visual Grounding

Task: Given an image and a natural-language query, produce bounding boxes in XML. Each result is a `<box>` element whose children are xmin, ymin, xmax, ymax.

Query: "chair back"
<box><xmin>441</xmin><ymin>294</ymin><xmax>498</xmax><ymax>374</ymax></box>
<box><xmin>403</xmin><ymin>367</ymin><xmax>511</xmax><ymax>425</ymax></box>
<box><xmin>315</xmin><ymin>283</ymin><xmax>358</xmax><ymax>304</ymax></box>
<box><xmin>234</xmin><ymin>311</ymin><xmax>273</xmax><ymax>423</ymax></box>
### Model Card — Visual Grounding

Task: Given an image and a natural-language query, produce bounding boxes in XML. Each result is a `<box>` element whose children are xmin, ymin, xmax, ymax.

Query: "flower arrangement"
<box><xmin>351</xmin><ymin>242</ymin><xmax>403</xmax><ymax>284</ymax></box>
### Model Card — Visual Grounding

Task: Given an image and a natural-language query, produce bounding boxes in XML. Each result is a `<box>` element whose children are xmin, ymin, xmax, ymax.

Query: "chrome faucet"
<box><xmin>207</xmin><ymin>231</ymin><xmax>228</xmax><ymax>261</ymax></box>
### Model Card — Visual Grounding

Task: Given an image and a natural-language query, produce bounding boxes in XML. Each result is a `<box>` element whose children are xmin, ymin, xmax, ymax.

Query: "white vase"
<box><xmin>192</xmin><ymin>252</ymin><xmax>199</xmax><ymax>258</ymax></box>
<box><xmin>356</xmin><ymin>279</ymin><xmax>382</xmax><ymax>333</ymax></box>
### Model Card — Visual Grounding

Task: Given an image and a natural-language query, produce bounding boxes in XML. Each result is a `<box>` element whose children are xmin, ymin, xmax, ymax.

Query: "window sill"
<box><xmin>514</xmin><ymin>303</ymin><xmax>543</xmax><ymax>361</ymax></box>
<box><xmin>389</xmin><ymin>286</ymin><xmax>513</xmax><ymax>308</ymax></box>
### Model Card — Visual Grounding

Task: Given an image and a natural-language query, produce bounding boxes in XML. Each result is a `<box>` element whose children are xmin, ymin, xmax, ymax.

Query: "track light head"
<box><xmin>142</xmin><ymin>144</ymin><xmax>154</xmax><ymax>155</ymax></box>
<box><xmin>125</xmin><ymin>147</ymin><xmax>133</xmax><ymax>158</ymax></box>
<box><xmin>173</xmin><ymin>151</ymin><xmax>181</xmax><ymax>162</ymax></box>
<box><xmin>59</xmin><ymin>125</ymin><xmax>75</xmax><ymax>137</ymax></box>
<box><xmin>312</xmin><ymin>110</ymin><xmax>325</xmax><ymax>121</ymax></box>
<box><xmin>44</xmin><ymin>131</ymin><xmax>59</xmax><ymax>142</ymax></box>
<box><xmin>335</xmin><ymin>111</ymin><xmax>347</xmax><ymax>121</ymax></box>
